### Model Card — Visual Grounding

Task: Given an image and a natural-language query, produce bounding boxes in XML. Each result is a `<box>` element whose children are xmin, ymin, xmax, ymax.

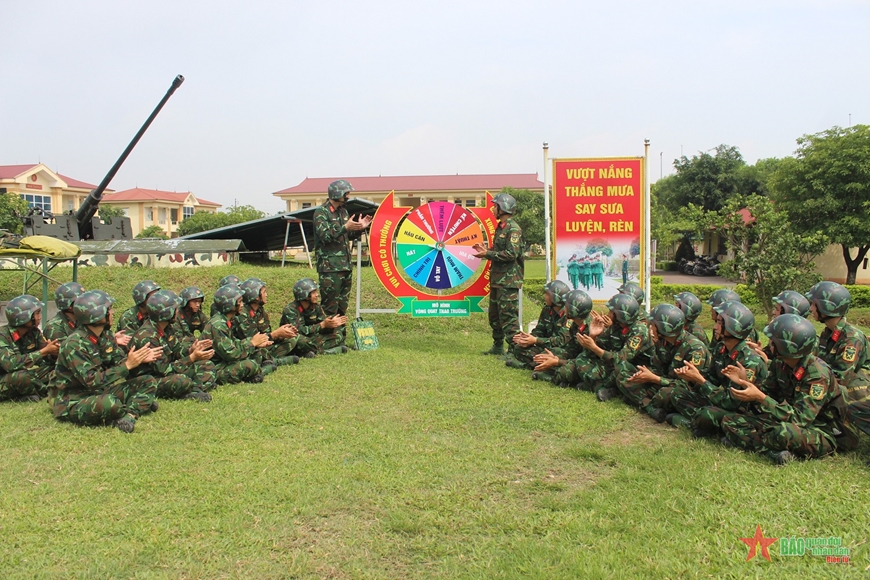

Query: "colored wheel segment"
<box><xmin>397</xmin><ymin>203</ymin><xmax>484</xmax><ymax>290</ymax></box>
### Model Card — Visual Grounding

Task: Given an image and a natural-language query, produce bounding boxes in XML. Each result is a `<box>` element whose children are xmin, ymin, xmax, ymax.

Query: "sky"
<box><xmin>1</xmin><ymin>0</ymin><xmax>868</xmax><ymax>213</ymax></box>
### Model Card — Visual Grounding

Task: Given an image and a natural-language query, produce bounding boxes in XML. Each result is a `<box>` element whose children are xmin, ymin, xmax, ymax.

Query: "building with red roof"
<box><xmin>101</xmin><ymin>188</ymin><xmax>221</xmax><ymax>238</ymax></box>
<box><xmin>0</xmin><ymin>163</ymin><xmax>109</xmax><ymax>216</ymax></box>
<box><xmin>273</xmin><ymin>173</ymin><xmax>544</xmax><ymax>212</ymax></box>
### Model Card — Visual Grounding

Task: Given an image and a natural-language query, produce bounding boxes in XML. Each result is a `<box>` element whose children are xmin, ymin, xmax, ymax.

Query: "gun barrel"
<box><xmin>76</xmin><ymin>74</ymin><xmax>185</xmax><ymax>236</ymax></box>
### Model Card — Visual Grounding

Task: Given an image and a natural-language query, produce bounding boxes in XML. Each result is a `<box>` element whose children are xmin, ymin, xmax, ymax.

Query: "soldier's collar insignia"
<box><xmin>298</xmin><ymin>306</ymin><xmax>304</xmax><ymax>313</ymax></box>
<box><xmin>719</xmin><ymin>345</ymin><xmax>727</xmax><ymax>354</ymax></box>
<box><xmin>579</xmin><ymin>323</ymin><xmax>586</xmax><ymax>333</ymax></box>
<box><xmin>157</xmin><ymin>327</ymin><xmax>165</xmax><ymax>338</ymax></box>
<box><xmin>226</xmin><ymin>320</ymin><xmax>232</xmax><ymax>329</ymax></box>
<box><xmin>730</xmin><ymin>350</ymin><xmax>739</xmax><ymax>361</ymax></box>
<box><xmin>793</xmin><ymin>366</ymin><xmax>805</xmax><ymax>380</ymax></box>
<box><xmin>11</xmin><ymin>330</ymin><xmax>20</xmax><ymax>342</ymax></box>
<box><xmin>831</xmin><ymin>330</ymin><xmax>841</xmax><ymax>342</ymax></box>
<box><xmin>68</xmin><ymin>320</ymin><xmax>76</xmax><ymax>329</ymax></box>
<box><xmin>621</xmin><ymin>326</ymin><xmax>629</xmax><ymax>335</ymax></box>
<box><xmin>137</xmin><ymin>312</ymin><xmax>144</xmax><ymax>321</ymax></box>
<box><xmin>88</xmin><ymin>334</ymin><xmax>98</xmax><ymax>345</ymax></box>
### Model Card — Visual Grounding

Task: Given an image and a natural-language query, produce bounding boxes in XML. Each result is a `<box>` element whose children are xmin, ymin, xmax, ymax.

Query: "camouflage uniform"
<box><xmin>510</xmin><ymin>305</ymin><xmax>568</xmax><ymax>368</ymax></box>
<box><xmin>483</xmin><ymin>195</ymin><xmax>524</xmax><ymax>353</ymax></box>
<box><xmin>201</xmin><ymin>313</ymin><xmax>261</xmax><ymax>384</ymax></box>
<box><xmin>719</xmin><ymin>314</ymin><xmax>858</xmax><ymax>459</ymax></box>
<box><xmin>313</xmin><ymin>183</ymin><xmax>366</xmax><ymax>330</ymax></box>
<box><xmin>130</xmin><ymin>319</ymin><xmax>215</xmax><ymax>398</ymax></box>
<box><xmin>674</xmin><ymin>292</ymin><xmax>709</xmax><ymax>347</ymax></box>
<box><xmin>0</xmin><ymin>325</ymin><xmax>53</xmax><ymax>400</ymax></box>
<box><xmin>43</xmin><ymin>311</ymin><xmax>78</xmax><ymax>342</ymax></box>
<box><xmin>44</xmin><ymin>282</ymin><xmax>85</xmax><ymax>343</ymax></box>
<box><xmin>117</xmin><ymin>306</ymin><xmax>148</xmax><ymax>336</ymax></box>
<box><xmin>817</xmin><ymin>320</ymin><xmax>870</xmax><ymax>399</ymax></box>
<box><xmin>280</xmin><ymin>300</ymin><xmax>341</xmax><ymax>355</ymax></box>
<box><xmin>177</xmin><ymin>308</ymin><xmax>207</xmax><ymax>338</ymax></box>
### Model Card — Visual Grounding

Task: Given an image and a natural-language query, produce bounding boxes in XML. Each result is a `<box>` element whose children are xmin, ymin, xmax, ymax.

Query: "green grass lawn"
<box><xmin>1</xmin><ymin>263</ymin><xmax>868</xmax><ymax>578</ymax></box>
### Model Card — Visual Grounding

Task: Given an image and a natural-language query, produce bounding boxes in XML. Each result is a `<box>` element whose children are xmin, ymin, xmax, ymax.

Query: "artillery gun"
<box><xmin>21</xmin><ymin>75</ymin><xmax>185</xmax><ymax>241</ymax></box>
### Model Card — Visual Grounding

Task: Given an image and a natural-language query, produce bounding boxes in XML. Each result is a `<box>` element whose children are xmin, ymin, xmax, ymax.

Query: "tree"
<box><xmin>0</xmin><ymin>193</ymin><xmax>30</xmax><ymax>234</ymax></box>
<box><xmin>770</xmin><ymin>124</ymin><xmax>870</xmax><ymax>284</ymax></box>
<box><xmin>175</xmin><ymin>204</ymin><xmax>266</xmax><ymax>237</ymax></box>
<box><xmin>500</xmin><ymin>187</ymin><xmax>544</xmax><ymax>249</ymax></box>
<box><xmin>97</xmin><ymin>205</ymin><xmax>127</xmax><ymax>220</ymax></box>
<box><xmin>136</xmin><ymin>225</ymin><xmax>169</xmax><ymax>239</ymax></box>
<box><xmin>585</xmin><ymin>238</ymin><xmax>613</xmax><ymax>256</ymax></box>
<box><xmin>715</xmin><ymin>195</ymin><xmax>828</xmax><ymax>317</ymax></box>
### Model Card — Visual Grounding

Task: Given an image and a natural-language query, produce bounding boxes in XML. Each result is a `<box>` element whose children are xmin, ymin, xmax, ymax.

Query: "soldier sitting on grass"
<box><xmin>674</xmin><ymin>291</ymin><xmax>709</xmax><ymax>347</ymax></box>
<box><xmin>129</xmin><ymin>290</ymin><xmax>215</xmax><ymax>403</ymax></box>
<box><xmin>117</xmin><ymin>280</ymin><xmax>162</xmax><ymax>336</ymax></box>
<box><xmin>530</xmin><ymin>289</ymin><xmax>593</xmax><ymax>383</ymax></box>
<box><xmin>177</xmin><ymin>286</ymin><xmax>208</xmax><ymax>340</ymax></box>
<box><xmin>281</xmin><ymin>278</ymin><xmax>348</xmax><ymax>356</ymax></box>
<box><xmin>0</xmin><ymin>295</ymin><xmax>59</xmax><ymax>402</ymax></box>
<box><xmin>719</xmin><ymin>314</ymin><xmax>858</xmax><ymax>465</ymax></box>
<box><xmin>236</xmin><ymin>278</ymin><xmax>300</xmax><ymax>369</ymax></box>
<box><xmin>43</xmin><ymin>282</ymin><xmax>85</xmax><ymax>342</ymax></box>
<box><xmin>201</xmin><ymin>284</ymin><xmax>271</xmax><ymax>384</ymax></box>
<box><xmin>50</xmin><ymin>290</ymin><xmax>161</xmax><ymax>433</ymax></box>
<box><xmin>505</xmin><ymin>280</ymin><xmax>570</xmax><ymax>370</ymax></box>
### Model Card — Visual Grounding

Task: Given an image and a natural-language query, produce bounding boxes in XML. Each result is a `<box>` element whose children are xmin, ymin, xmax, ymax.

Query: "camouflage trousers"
<box><xmin>154</xmin><ymin>360</ymin><xmax>216</xmax><ymax>398</ymax></box>
<box><xmin>691</xmin><ymin>388</ymin><xmax>751</xmax><ymax>433</ymax></box>
<box><xmin>214</xmin><ymin>360</ymin><xmax>261</xmax><ymax>385</ymax></box>
<box><xmin>0</xmin><ymin>364</ymin><xmax>53</xmax><ymax>400</ymax></box>
<box><xmin>511</xmin><ymin>343</ymin><xmax>546</xmax><ymax>369</ymax></box>
<box><xmin>848</xmin><ymin>401</ymin><xmax>870</xmax><ymax>436</ymax></box>
<box><xmin>292</xmin><ymin>335</ymin><xmax>320</xmax><ymax>357</ymax></box>
<box><xmin>59</xmin><ymin>375</ymin><xmax>157</xmax><ymax>426</ymax></box>
<box><xmin>489</xmin><ymin>287</ymin><xmax>519</xmax><ymax>343</ymax></box>
<box><xmin>319</xmin><ymin>270</ymin><xmax>352</xmax><ymax>342</ymax></box>
<box><xmin>615</xmin><ymin>361</ymin><xmax>660</xmax><ymax>410</ymax></box>
<box><xmin>554</xmin><ymin>353</ymin><xmax>613</xmax><ymax>393</ymax></box>
<box><xmin>720</xmin><ymin>413</ymin><xmax>836</xmax><ymax>458</ymax></box>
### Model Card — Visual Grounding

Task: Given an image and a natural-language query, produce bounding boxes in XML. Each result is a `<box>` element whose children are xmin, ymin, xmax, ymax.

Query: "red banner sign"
<box><xmin>552</xmin><ymin>157</ymin><xmax>645</xmax><ymax>301</ymax></box>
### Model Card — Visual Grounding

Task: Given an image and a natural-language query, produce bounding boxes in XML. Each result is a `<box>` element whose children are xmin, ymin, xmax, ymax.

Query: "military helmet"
<box><xmin>5</xmin><ymin>294</ymin><xmax>43</xmax><ymax>327</ymax></box>
<box><xmin>73</xmin><ymin>291</ymin><xmax>111</xmax><ymax>326</ymax></box>
<box><xmin>180</xmin><ymin>286</ymin><xmax>205</xmax><ymax>308</ymax></box>
<box><xmin>713</xmin><ymin>301</ymin><xmax>756</xmax><ymax>340</ymax></box>
<box><xmin>773</xmin><ymin>290</ymin><xmax>810</xmax><ymax>317</ymax></box>
<box><xmin>543</xmin><ymin>280</ymin><xmax>570</xmax><ymax>307</ymax></box>
<box><xmin>132</xmin><ymin>280</ymin><xmax>161</xmax><ymax>305</ymax></box>
<box><xmin>706</xmin><ymin>288</ymin><xmax>740</xmax><ymax>308</ymax></box>
<box><xmin>240</xmin><ymin>278</ymin><xmax>267</xmax><ymax>303</ymax></box>
<box><xmin>764</xmin><ymin>313</ymin><xmax>817</xmax><ymax>357</ymax></box>
<box><xmin>491</xmin><ymin>193</ymin><xmax>517</xmax><ymax>215</ymax></box>
<box><xmin>648</xmin><ymin>304</ymin><xmax>685</xmax><ymax>338</ymax></box>
<box><xmin>146</xmin><ymin>290</ymin><xmax>182</xmax><ymax>323</ymax></box>
<box><xmin>55</xmin><ymin>282</ymin><xmax>85</xmax><ymax>311</ymax></box>
<box><xmin>606</xmin><ymin>293</ymin><xmax>640</xmax><ymax>325</ymax></box>
<box><xmin>328</xmin><ymin>179</ymin><xmax>354</xmax><ymax>201</ymax></box>
<box><xmin>219</xmin><ymin>275</ymin><xmax>241</xmax><ymax>288</ymax></box>
<box><xmin>213</xmin><ymin>284</ymin><xmax>243</xmax><ymax>314</ymax></box>
<box><xmin>618</xmin><ymin>281</ymin><xmax>645</xmax><ymax>305</ymax></box>
<box><xmin>674</xmin><ymin>291</ymin><xmax>703</xmax><ymax>322</ymax></box>
<box><xmin>806</xmin><ymin>281</ymin><xmax>850</xmax><ymax>318</ymax></box>
<box><xmin>293</xmin><ymin>278</ymin><xmax>319</xmax><ymax>301</ymax></box>
<box><xmin>565</xmin><ymin>289</ymin><xmax>593</xmax><ymax>320</ymax></box>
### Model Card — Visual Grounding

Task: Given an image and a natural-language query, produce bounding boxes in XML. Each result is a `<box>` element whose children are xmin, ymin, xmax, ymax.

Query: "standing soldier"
<box><xmin>44</xmin><ymin>282</ymin><xmax>85</xmax><ymax>342</ymax></box>
<box><xmin>622</xmin><ymin>254</ymin><xmax>629</xmax><ymax>287</ymax></box>
<box><xmin>313</xmin><ymin>180</ymin><xmax>372</xmax><ymax>343</ymax></box>
<box><xmin>591</xmin><ymin>256</ymin><xmax>604</xmax><ymax>290</ymax></box>
<box><xmin>578</xmin><ymin>257</ymin><xmax>590</xmax><ymax>290</ymax></box>
<box><xmin>720</xmin><ymin>314</ymin><xmax>858</xmax><ymax>464</ymax></box>
<box><xmin>50</xmin><ymin>291</ymin><xmax>161</xmax><ymax>433</ymax></box>
<box><xmin>201</xmin><ymin>284</ymin><xmax>271</xmax><ymax>384</ymax></box>
<box><xmin>473</xmin><ymin>193</ymin><xmax>524</xmax><ymax>356</ymax></box>
<box><xmin>281</xmin><ymin>278</ymin><xmax>348</xmax><ymax>356</ymax></box>
<box><xmin>0</xmin><ymin>295</ymin><xmax>59</xmax><ymax>401</ymax></box>
<box><xmin>177</xmin><ymin>286</ymin><xmax>208</xmax><ymax>339</ymax></box>
<box><xmin>130</xmin><ymin>290</ymin><xmax>215</xmax><ymax>402</ymax></box>
<box><xmin>236</xmin><ymin>277</ymin><xmax>300</xmax><ymax>368</ymax></box>
<box><xmin>506</xmin><ymin>280</ymin><xmax>570</xmax><ymax>370</ymax></box>
<box><xmin>117</xmin><ymin>280</ymin><xmax>161</xmax><ymax>335</ymax></box>
<box><xmin>566</xmin><ymin>256</ymin><xmax>581</xmax><ymax>290</ymax></box>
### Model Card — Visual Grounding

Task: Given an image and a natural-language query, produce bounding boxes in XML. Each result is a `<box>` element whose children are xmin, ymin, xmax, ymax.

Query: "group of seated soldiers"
<box><xmin>504</xmin><ymin>280</ymin><xmax>870</xmax><ymax>465</ymax></box>
<box><xmin>0</xmin><ymin>276</ymin><xmax>348</xmax><ymax>433</ymax></box>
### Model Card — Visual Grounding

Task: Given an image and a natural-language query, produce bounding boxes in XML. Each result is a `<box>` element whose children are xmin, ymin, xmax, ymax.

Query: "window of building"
<box><xmin>146</xmin><ymin>208</ymin><xmax>154</xmax><ymax>221</ymax></box>
<box><xmin>158</xmin><ymin>208</ymin><xmax>167</xmax><ymax>225</ymax></box>
<box><xmin>465</xmin><ymin>199</ymin><xmax>476</xmax><ymax>207</ymax></box>
<box><xmin>170</xmin><ymin>208</ymin><xmax>179</xmax><ymax>224</ymax></box>
<box><xmin>183</xmin><ymin>206</ymin><xmax>194</xmax><ymax>220</ymax></box>
<box><xmin>23</xmin><ymin>194</ymin><xmax>51</xmax><ymax>212</ymax></box>
<box><xmin>302</xmin><ymin>202</ymin><xmax>312</xmax><ymax>209</ymax></box>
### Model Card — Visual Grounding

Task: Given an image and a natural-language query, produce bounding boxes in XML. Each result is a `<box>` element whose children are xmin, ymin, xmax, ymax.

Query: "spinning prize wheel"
<box><xmin>370</xmin><ymin>192</ymin><xmax>498</xmax><ymax>316</ymax></box>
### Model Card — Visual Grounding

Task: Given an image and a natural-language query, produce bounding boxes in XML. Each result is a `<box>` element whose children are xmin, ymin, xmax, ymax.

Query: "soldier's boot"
<box><xmin>645</xmin><ymin>405</ymin><xmax>667</xmax><ymax>423</ymax></box>
<box><xmin>114</xmin><ymin>414</ymin><xmax>136</xmax><ymax>434</ymax></box>
<box><xmin>150</xmin><ymin>401</ymin><xmax>159</xmax><ymax>413</ymax></box>
<box><xmin>720</xmin><ymin>436</ymin><xmax>735</xmax><ymax>449</ymax></box>
<box><xmin>692</xmin><ymin>427</ymin><xmax>717</xmax><ymax>439</ymax></box>
<box><xmin>323</xmin><ymin>346</ymin><xmax>349</xmax><ymax>355</ymax></box>
<box><xmin>16</xmin><ymin>394</ymin><xmax>42</xmax><ymax>403</ymax></box>
<box><xmin>261</xmin><ymin>360</ymin><xmax>277</xmax><ymax>375</ymax></box>
<box><xmin>303</xmin><ymin>351</ymin><xmax>317</xmax><ymax>359</ymax></box>
<box><xmin>531</xmin><ymin>371</ymin><xmax>554</xmax><ymax>382</ymax></box>
<box><xmin>766</xmin><ymin>450</ymin><xmax>794</xmax><ymax>466</ymax></box>
<box><xmin>275</xmin><ymin>355</ymin><xmax>300</xmax><ymax>366</ymax></box>
<box><xmin>596</xmin><ymin>388</ymin><xmax>617</xmax><ymax>402</ymax></box>
<box><xmin>249</xmin><ymin>373</ymin><xmax>265</xmax><ymax>384</ymax></box>
<box><xmin>184</xmin><ymin>391</ymin><xmax>212</xmax><ymax>403</ymax></box>
<box><xmin>504</xmin><ymin>356</ymin><xmax>526</xmax><ymax>369</ymax></box>
<box><xmin>666</xmin><ymin>414</ymin><xmax>692</xmax><ymax>429</ymax></box>
<box><xmin>482</xmin><ymin>341</ymin><xmax>505</xmax><ymax>356</ymax></box>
